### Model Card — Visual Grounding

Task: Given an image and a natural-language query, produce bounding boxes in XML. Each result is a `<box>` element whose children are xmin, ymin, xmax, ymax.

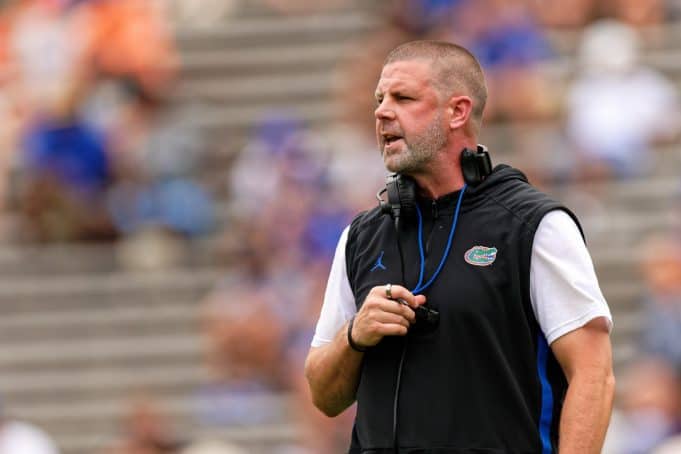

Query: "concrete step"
<box><xmin>0</xmin><ymin>269</ymin><xmax>219</xmax><ymax>309</ymax></box>
<box><xmin>176</xmin><ymin>71</ymin><xmax>334</xmax><ymax>104</ymax></box>
<box><xmin>591</xmin><ymin>248</ymin><xmax>642</xmax><ymax>283</ymax></box>
<box><xmin>175</xmin><ymin>12</ymin><xmax>376</xmax><ymax>50</ymax></box>
<box><xmin>0</xmin><ymin>364</ymin><xmax>206</xmax><ymax>402</ymax></box>
<box><xmin>599</xmin><ymin>280</ymin><xmax>644</xmax><ymax>310</ymax></box>
<box><xmin>584</xmin><ymin>211</ymin><xmax>679</xmax><ymax>243</ymax></box>
<box><xmin>587</xmin><ymin>176</ymin><xmax>677</xmax><ymax>206</ymax></box>
<box><xmin>193</xmin><ymin>101</ymin><xmax>333</xmax><ymax>134</ymax></box>
<box><xmin>178</xmin><ymin>41</ymin><xmax>352</xmax><ymax>78</ymax></box>
<box><xmin>58</xmin><ymin>422</ymin><xmax>300</xmax><ymax>454</ymax></box>
<box><xmin>7</xmin><ymin>392</ymin><xmax>295</xmax><ymax>454</ymax></box>
<box><xmin>0</xmin><ymin>333</ymin><xmax>202</xmax><ymax>369</ymax></box>
<box><xmin>546</xmin><ymin>21</ymin><xmax>681</xmax><ymax>56</ymax></box>
<box><xmin>0</xmin><ymin>243</ymin><xmax>117</xmax><ymax>276</ymax></box>
<box><xmin>9</xmin><ymin>392</ymin><xmax>291</xmax><ymax>429</ymax></box>
<box><xmin>539</xmin><ymin>45</ymin><xmax>681</xmax><ymax>81</ymax></box>
<box><xmin>0</xmin><ymin>302</ymin><xmax>199</xmax><ymax>342</ymax></box>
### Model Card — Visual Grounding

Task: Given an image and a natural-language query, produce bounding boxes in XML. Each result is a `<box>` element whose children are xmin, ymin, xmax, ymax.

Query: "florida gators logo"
<box><xmin>464</xmin><ymin>246</ymin><xmax>498</xmax><ymax>266</ymax></box>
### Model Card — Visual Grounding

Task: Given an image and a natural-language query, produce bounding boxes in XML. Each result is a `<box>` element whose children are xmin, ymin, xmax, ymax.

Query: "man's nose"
<box><xmin>374</xmin><ymin>101</ymin><xmax>395</xmax><ymax>121</ymax></box>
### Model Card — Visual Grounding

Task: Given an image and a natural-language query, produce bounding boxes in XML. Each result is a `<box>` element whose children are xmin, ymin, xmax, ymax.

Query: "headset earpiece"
<box><xmin>460</xmin><ymin>144</ymin><xmax>492</xmax><ymax>186</ymax></box>
<box><xmin>376</xmin><ymin>174</ymin><xmax>417</xmax><ymax>231</ymax></box>
<box><xmin>377</xmin><ymin>144</ymin><xmax>491</xmax><ymax>223</ymax></box>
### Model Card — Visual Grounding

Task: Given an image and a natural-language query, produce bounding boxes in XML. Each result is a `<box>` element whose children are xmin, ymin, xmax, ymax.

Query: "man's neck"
<box><xmin>412</xmin><ymin>140</ymin><xmax>477</xmax><ymax>199</ymax></box>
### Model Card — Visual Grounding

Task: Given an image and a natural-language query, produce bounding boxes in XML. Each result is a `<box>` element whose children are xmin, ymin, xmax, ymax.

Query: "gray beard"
<box><xmin>386</xmin><ymin>112</ymin><xmax>448</xmax><ymax>175</ymax></box>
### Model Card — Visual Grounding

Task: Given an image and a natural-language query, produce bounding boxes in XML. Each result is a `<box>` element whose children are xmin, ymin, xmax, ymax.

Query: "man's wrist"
<box><xmin>347</xmin><ymin>315</ymin><xmax>368</xmax><ymax>353</ymax></box>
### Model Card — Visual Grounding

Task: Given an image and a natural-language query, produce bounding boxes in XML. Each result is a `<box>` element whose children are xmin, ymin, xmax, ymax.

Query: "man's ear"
<box><xmin>448</xmin><ymin>95</ymin><xmax>473</xmax><ymax>130</ymax></box>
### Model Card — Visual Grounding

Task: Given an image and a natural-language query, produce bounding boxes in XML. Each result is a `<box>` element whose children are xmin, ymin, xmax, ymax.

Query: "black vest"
<box><xmin>345</xmin><ymin>166</ymin><xmax>582</xmax><ymax>453</ymax></box>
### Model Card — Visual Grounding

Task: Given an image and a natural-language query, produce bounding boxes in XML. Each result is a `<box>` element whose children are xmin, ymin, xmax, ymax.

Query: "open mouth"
<box><xmin>383</xmin><ymin>135</ymin><xmax>403</xmax><ymax>147</ymax></box>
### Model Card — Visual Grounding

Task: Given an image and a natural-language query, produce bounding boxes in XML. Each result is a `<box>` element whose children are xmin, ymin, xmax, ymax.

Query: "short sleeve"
<box><xmin>530</xmin><ymin>210</ymin><xmax>613</xmax><ymax>345</ymax></box>
<box><xmin>310</xmin><ymin>225</ymin><xmax>357</xmax><ymax>347</ymax></box>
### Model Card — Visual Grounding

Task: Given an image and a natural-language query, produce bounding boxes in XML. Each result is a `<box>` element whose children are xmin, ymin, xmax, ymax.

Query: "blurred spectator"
<box><xmin>532</xmin><ymin>0</ymin><xmax>666</xmax><ymax>28</ymax></box>
<box><xmin>283</xmin><ymin>261</ymin><xmax>355</xmax><ymax>453</ymax></box>
<box><xmin>332</xmin><ymin>25</ymin><xmax>404</xmax><ymax>127</ymax></box>
<box><xmin>195</xmin><ymin>282</ymin><xmax>287</xmax><ymax>426</ymax></box>
<box><xmin>394</xmin><ymin>0</ymin><xmax>559</xmax><ymax>122</ymax></box>
<box><xmin>565</xmin><ymin>19</ymin><xmax>680</xmax><ymax>180</ymax></box>
<box><xmin>206</xmin><ymin>106</ymin><xmax>358</xmax><ymax>445</ymax></box>
<box><xmin>603</xmin><ymin>357</ymin><xmax>681</xmax><ymax>454</ymax></box>
<box><xmin>0</xmin><ymin>0</ymin><xmax>182</xmax><ymax>244</ymax></box>
<box><xmin>22</xmin><ymin>114</ymin><xmax>109</xmax><ymax>195</ymax></box>
<box><xmin>0</xmin><ymin>80</ymin><xmax>22</xmax><ymax>216</ymax></box>
<box><xmin>17</xmin><ymin>110</ymin><xmax>115</xmax><ymax>242</ymax></box>
<box><xmin>3</xmin><ymin>0</ymin><xmax>89</xmax><ymax>115</ymax></box>
<box><xmin>0</xmin><ymin>1</ymin><xmax>16</xmax><ymax>71</ymax></box>
<box><xmin>465</xmin><ymin>0</ymin><xmax>553</xmax><ymax>70</ymax></box>
<box><xmin>80</xmin><ymin>0</ymin><xmax>178</xmax><ymax>99</ymax></box>
<box><xmin>226</xmin><ymin>111</ymin><xmax>352</xmax><ymax>266</ymax></box>
<box><xmin>533</xmin><ymin>0</ymin><xmax>599</xmax><ymax>28</ymax></box>
<box><xmin>106</xmin><ymin>86</ymin><xmax>214</xmax><ymax>246</ymax></box>
<box><xmin>638</xmin><ymin>234</ymin><xmax>681</xmax><ymax>368</ymax></box>
<box><xmin>654</xmin><ymin>434</ymin><xmax>681</xmax><ymax>454</ymax></box>
<box><xmin>330</xmin><ymin>28</ymin><xmax>404</xmax><ymax>209</ymax></box>
<box><xmin>102</xmin><ymin>395</ymin><xmax>185</xmax><ymax>454</ymax></box>
<box><xmin>607</xmin><ymin>0</ymin><xmax>666</xmax><ymax>28</ymax></box>
<box><xmin>0</xmin><ymin>401</ymin><xmax>59</xmax><ymax>454</ymax></box>
<box><xmin>166</xmin><ymin>0</ymin><xmax>238</xmax><ymax>26</ymax></box>
<box><xmin>228</xmin><ymin>112</ymin><xmax>308</xmax><ymax>219</ymax></box>
<box><xmin>258</xmin><ymin>0</ymin><xmax>350</xmax><ymax>15</ymax></box>
<box><xmin>323</xmin><ymin>123</ymin><xmax>387</xmax><ymax>211</ymax></box>
<box><xmin>461</xmin><ymin>0</ymin><xmax>557</xmax><ymax>122</ymax></box>
<box><xmin>180</xmin><ymin>440</ymin><xmax>247</xmax><ymax>454</ymax></box>
<box><xmin>386</xmin><ymin>0</ymin><xmax>464</xmax><ymax>36</ymax></box>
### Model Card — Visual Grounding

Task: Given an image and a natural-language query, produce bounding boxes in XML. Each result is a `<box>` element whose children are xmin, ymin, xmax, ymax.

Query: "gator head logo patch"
<box><xmin>464</xmin><ymin>246</ymin><xmax>498</xmax><ymax>266</ymax></box>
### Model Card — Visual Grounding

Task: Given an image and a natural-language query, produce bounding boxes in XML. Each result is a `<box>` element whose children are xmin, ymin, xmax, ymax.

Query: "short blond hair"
<box><xmin>384</xmin><ymin>40</ymin><xmax>488</xmax><ymax>131</ymax></box>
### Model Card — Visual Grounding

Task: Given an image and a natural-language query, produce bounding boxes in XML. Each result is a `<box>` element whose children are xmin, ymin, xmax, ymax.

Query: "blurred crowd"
<box><xmin>0</xmin><ymin>0</ymin><xmax>681</xmax><ymax>453</ymax></box>
<box><xmin>0</xmin><ymin>0</ymin><xmax>214</xmax><ymax>254</ymax></box>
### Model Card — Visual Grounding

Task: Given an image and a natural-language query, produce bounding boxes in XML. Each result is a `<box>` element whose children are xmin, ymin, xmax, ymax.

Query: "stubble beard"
<box><xmin>384</xmin><ymin>111</ymin><xmax>448</xmax><ymax>175</ymax></box>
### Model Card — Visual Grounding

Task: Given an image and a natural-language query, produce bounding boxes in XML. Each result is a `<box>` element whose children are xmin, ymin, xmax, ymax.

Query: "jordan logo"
<box><xmin>370</xmin><ymin>251</ymin><xmax>387</xmax><ymax>272</ymax></box>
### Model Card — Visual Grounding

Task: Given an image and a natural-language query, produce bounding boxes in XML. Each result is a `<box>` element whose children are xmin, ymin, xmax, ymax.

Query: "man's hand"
<box><xmin>350</xmin><ymin>284</ymin><xmax>426</xmax><ymax>349</ymax></box>
<box><xmin>305</xmin><ymin>284</ymin><xmax>426</xmax><ymax>416</ymax></box>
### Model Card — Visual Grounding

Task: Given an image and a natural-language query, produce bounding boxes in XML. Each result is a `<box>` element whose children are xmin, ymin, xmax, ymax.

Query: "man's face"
<box><xmin>374</xmin><ymin>59</ymin><xmax>448</xmax><ymax>174</ymax></box>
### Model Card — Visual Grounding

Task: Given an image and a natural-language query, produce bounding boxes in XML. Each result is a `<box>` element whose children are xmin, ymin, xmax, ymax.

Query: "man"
<box><xmin>304</xmin><ymin>40</ymin><xmax>615</xmax><ymax>453</ymax></box>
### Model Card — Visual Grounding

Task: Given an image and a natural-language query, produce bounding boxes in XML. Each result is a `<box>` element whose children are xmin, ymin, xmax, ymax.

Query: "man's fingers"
<box><xmin>376</xmin><ymin>299</ymin><xmax>415</xmax><ymax>322</ymax></box>
<box><xmin>373</xmin><ymin>311</ymin><xmax>411</xmax><ymax>328</ymax></box>
<box><xmin>355</xmin><ymin>285</ymin><xmax>429</xmax><ymax>345</ymax></box>
<box><xmin>372</xmin><ymin>284</ymin><xmax>426</xmax><ymax>308</ymax></box>
<box><xmin>375</xmin><ymin>323</ymin><xmax>408</xmax><ymax>337</ymax></box>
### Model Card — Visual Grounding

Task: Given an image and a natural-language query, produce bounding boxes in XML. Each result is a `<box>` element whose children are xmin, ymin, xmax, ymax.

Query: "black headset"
<box><xmin>376</xmin><ymin>144</ymin><xmax>492</xmax><ymax>225</ymax></box>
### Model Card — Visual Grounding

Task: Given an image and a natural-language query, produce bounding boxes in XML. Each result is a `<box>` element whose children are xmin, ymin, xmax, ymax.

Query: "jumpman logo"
<box><xmin>370</xmin><ymin>251</ymin><xmax>387</xmax><ymax>272</ymax></box>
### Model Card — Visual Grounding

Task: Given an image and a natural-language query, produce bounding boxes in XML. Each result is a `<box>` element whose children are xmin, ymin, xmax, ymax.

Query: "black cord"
<box><xmin>393</xmin><ymin>337</ymin><xmax>408</xmax><ymax>453</ymax></box>
<box><xmin>393</xmin><ymin>215</ymin><xmax>406</xmax><ymax>453</ymax></box>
